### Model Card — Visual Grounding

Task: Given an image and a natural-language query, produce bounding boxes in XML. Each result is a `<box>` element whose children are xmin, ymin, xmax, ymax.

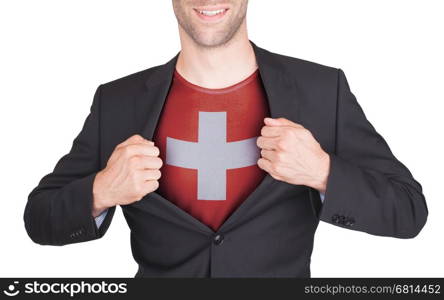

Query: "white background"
<box><xmin>1</xmin><ymin>0</ymin><xmax>443</xmax><ymax>277</ymax></box>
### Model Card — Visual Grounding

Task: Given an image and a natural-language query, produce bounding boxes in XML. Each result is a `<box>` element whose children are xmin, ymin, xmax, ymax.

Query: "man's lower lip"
<box><xmin>193</xmin><ymin>8</ymin><xmax>228</xmax><ymax>22</ymax></box>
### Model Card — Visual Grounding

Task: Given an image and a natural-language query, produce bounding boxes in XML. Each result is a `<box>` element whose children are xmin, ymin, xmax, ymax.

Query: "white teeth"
<box><xmin>198</xmin><ymin>9</ymin><xmax>226</xmax><ymax>16</ymax></box>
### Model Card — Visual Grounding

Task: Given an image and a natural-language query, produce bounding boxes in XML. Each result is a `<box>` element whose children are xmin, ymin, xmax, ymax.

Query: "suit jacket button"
<box><xmin>331</xmin><ymin>214</ymin><xmax>340</xmax><ymax>223</ymax></box>
<box><xmin>213</xmin><ymin>234</ymin><xmax>224</xmax><ymax>245</ymax></box>
<box><xmin>345</xmin><ymin>217</ymin><xmax>355</xmax><ymax>227</ymax></box>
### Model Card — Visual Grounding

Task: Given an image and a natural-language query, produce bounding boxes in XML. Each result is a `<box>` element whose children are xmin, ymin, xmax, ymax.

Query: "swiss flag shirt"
<box><xmin>152</xmin><ymin>68</ymin><xmax>270</xmax><ymax>231</ymax></box>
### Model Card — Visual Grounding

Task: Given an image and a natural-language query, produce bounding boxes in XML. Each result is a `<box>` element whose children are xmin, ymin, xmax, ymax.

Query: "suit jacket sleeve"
<box><xmin>24</xmin><ymin>85</ymin><xmax>116</xmax><ymax>245</ymax></box>
<box><xmin>318</xmin><ymin>69</ymin><xmax>428</xmax><ymax>238</ymax></box>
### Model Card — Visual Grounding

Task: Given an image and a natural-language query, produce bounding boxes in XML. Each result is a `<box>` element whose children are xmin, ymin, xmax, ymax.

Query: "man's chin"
<box><xmin>190</xmin><ymin>34</ymin><xmax>233</xmax><ymax>49</ymax></box>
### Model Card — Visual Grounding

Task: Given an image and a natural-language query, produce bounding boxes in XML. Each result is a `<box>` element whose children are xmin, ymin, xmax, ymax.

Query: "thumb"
<box><xmin>264</xmin><ymin>117</ymin><xmax>299</xmax><ymax>127</ymax></box>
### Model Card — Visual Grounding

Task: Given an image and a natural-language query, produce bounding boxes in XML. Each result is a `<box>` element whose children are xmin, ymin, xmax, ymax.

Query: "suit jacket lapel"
<box><xmin>136</xmin><ymin>52</ymin><xmax>180</xmax><ymax>141</ymax></box>
<box><xmin>220</xmin><ymin>41</ymin><xmax>304</xmax><ymax>231</ymax></box>
<box><xmin>133</xmin><ymin>41</ymin><xmax>303</xmax><ymax>234</ymax></box>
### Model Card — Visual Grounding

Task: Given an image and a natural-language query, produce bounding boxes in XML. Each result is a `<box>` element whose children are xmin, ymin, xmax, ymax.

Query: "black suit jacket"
<box><xmin>24</xmin><ymin>41</ymin><xmax>428</xmax><ymax>277</ymax></box>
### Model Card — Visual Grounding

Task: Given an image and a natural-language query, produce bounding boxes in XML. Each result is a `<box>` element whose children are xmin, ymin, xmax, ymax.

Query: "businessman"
<box><xmin>24</xmin><ymin>0</ymin><xmax>428</xmax><ymax>277</ymax></box>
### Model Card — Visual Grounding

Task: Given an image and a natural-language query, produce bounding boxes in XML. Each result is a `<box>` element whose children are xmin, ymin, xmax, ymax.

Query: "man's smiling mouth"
<box><xmin>193</xmin><ymin>7</ymin><xmax>229</xmax><ymax>21</ymax></box>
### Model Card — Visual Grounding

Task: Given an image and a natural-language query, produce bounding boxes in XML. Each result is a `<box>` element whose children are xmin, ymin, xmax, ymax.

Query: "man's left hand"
<box><xmin>256</xmin><ymin>117</ymin><xmax>330</xmax><ymax>194</ymax></box>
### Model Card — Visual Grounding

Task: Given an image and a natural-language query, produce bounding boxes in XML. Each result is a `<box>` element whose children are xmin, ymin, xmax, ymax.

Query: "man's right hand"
<box><xmin>92</xmin><ymin>134</ymin><xmax>162</xmax><ymax>217</ymax></box>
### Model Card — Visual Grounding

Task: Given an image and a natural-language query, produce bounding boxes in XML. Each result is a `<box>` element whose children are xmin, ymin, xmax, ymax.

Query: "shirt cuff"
<box><xmin>94</xmin><ymin>209</ymin><xmax>108</xmax><ymax>229</ymax></box>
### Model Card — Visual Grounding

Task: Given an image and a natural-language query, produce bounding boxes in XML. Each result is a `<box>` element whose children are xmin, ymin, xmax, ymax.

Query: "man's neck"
<box><xmin>175</xmin><ymin>27</ymin><xmax>257</xmax><ymax>89</ymax></box>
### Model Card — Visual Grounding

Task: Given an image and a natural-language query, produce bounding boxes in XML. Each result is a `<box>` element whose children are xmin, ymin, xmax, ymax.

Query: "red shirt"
<box><xmin>152</xmin><ymin>68</ymin><xmax>270</xmax><ymax>231</ymax></box>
